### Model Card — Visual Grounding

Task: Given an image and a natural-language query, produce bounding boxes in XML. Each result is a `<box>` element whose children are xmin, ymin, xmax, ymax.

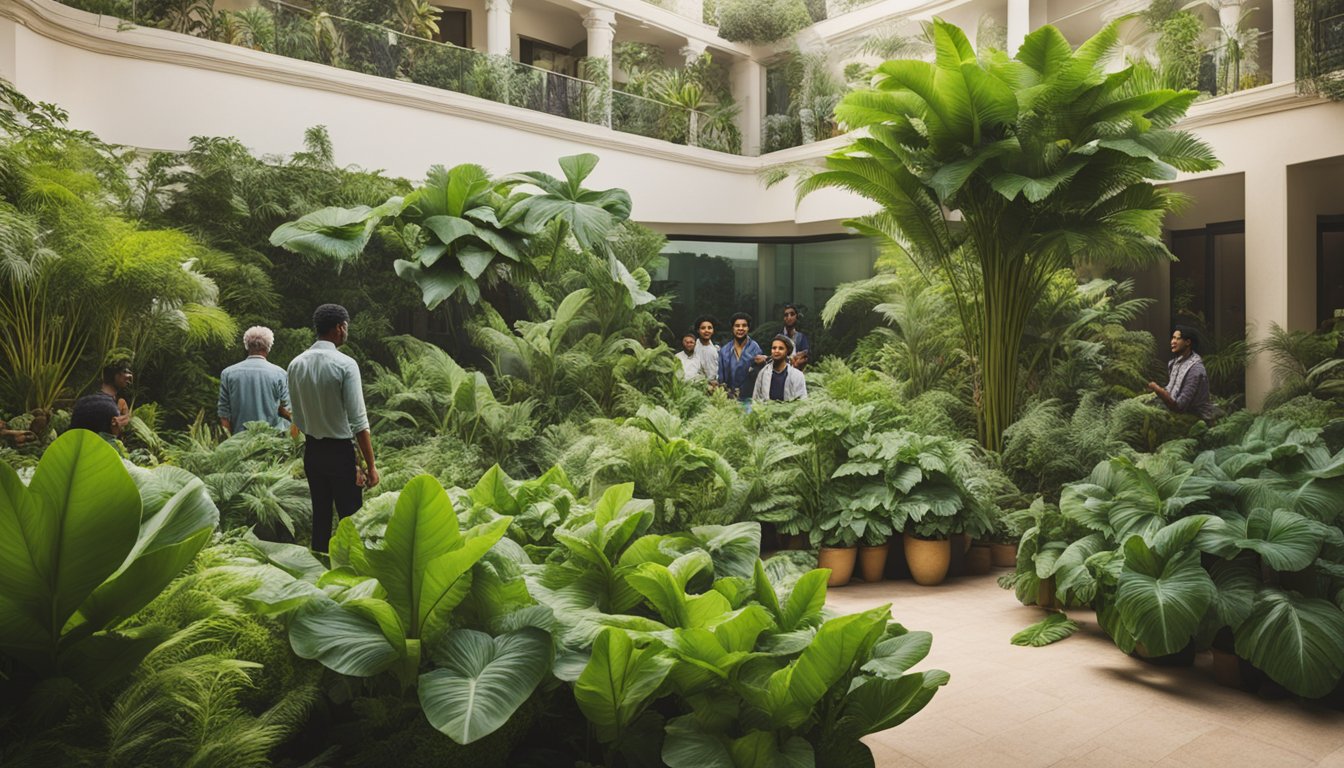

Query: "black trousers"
<box><xmin>303</xmin><ymin>436</ymin><xmax>363</xmax><ymax>552</ymax></box>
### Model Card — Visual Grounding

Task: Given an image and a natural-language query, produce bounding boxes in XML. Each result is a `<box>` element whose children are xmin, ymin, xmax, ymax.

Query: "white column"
<box><xmin>680</xmin><ymin>39</ymin><xmax>708</xmax><ymax>65</ymax></box>
<box><xmin>731</xmin><ymin>58</ymin><xmax>765</xmax><ymax>156</ymax></box>
<box><xmin>583</xmin><ymin>9</ymin><xmax>616</xmax><ymax>70</ymax></box>
<box><xmin>1006</xmin><ymin>0</ymin><xmax>1030</xmax><ymax>55</ymax></box>
<box><xmin>1243</xmin><ymin>165</ymin><xmax>1289</xmax><ymax>410</ymax></box>
<box><xmin>485</xmin><ymin>0</ymin><xmax>512</xmax><ymax>57</ymax></box>
<box><xmin>0</xmin><ymin>18</ymin><xmax>17</xmax><ymax>84</ymax></box>
<box><xmin>1271</xmin><ymin>0</ymin><xmax>1295</xmax><ymax>84</ymax></box>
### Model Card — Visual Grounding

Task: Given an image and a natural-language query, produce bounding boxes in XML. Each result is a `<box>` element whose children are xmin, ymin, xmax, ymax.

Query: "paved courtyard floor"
<box><xmin>830</xmin><ymin>571</ymin><xmax>1344</xmax><ymax>767</ymax></box>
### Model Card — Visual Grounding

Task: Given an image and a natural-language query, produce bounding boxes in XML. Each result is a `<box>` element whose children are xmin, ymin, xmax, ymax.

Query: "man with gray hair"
<box><xmin>218</xmin><ymin>325</ymin><xmax>292</xmax><ymax>434</ymax></box>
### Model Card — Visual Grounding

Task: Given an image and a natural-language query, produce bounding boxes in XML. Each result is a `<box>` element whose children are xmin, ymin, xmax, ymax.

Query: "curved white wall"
<box><xmin>0</xmin><ymin>0</ymin><xmax>873</xmax><ymax>233</ymax></box>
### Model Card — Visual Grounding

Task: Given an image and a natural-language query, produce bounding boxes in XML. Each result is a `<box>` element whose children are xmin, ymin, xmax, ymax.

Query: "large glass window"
<box><xmin>654</xmin><ymin>236</ymin><xmax>875</xmax><ymax>352</ymax></box>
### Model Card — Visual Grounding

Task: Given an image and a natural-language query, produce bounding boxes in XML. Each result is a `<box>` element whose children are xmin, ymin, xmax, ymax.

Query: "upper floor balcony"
<box><xmin>36</xmin><ymin>0</ymin><xmax>1344</xmax><ymax>157</ymax></box>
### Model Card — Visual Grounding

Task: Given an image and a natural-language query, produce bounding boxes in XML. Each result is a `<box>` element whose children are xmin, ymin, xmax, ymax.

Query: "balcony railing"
<box><xmin>57</xmin><ymin>0</ymin><xmax>743</xmax><ymax>153</ymax></box>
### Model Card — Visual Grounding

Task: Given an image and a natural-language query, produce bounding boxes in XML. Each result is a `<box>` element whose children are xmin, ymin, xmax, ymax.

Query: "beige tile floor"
<box><xmin>828</xmin><ymin>571</ymin><xmax>1344</xmax><ymax>767</ymax></box>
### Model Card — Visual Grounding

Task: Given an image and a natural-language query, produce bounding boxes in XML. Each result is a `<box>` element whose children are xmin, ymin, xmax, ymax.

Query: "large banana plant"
<box><xmin>0</xmin><ymin>431</ymin><xmax>218</xmax><ymax>690</ymax></box>
<box><xmin>795</xmin><ymin>19</ymin><xmax>1219</xmax><ymax>451</ymax></box>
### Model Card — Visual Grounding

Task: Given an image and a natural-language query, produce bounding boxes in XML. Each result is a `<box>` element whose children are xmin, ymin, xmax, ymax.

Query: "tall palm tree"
<box><xmin>795</xmin><ymin>20</ymin><xmax>1219</xmax><ymax>451</ymax></box>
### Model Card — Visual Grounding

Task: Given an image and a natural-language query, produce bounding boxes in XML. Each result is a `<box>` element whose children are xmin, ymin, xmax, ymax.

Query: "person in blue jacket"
<box><xmin>718</xmin><ymin>311</ymin><xmax>766</xmax><ymax>402</ymax></box>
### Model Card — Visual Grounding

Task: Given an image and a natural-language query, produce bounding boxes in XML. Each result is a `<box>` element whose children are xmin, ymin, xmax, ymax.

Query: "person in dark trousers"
<box><xmin>67</xmin><ymin>357</ymin><xmax>133</xmax><ymax>443</ymax></box>
<box><xmin>287</xmin><ymin>304</ymin><xmax>379</xmax><ymax>553</ymax></box>
<box><xmin>1148</xmin><ymin>325</ymin><xmax>1217</xmax><ymax>422</ymax></box>
<box><xmin>717</xmin><ymin>312</ymin><xmax>766</xmax><ymax>402</ymax></box>
<box><xmin>781</xmin><ymin>304</ymin><xmax>810</xmax><ymax>370</ymax></box>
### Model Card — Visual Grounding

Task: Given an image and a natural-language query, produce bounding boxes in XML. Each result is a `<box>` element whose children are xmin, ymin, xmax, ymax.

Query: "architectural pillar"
<box><xmin>680</xmin><ymin>38</ymin><xmax>708</xmax><ymax>65</ymax></box>
<box><xmin>583</xmin><ymin>9</ymin><xmax>616</xmax><ymax>73</ymax></box>
<box><xmin>485</xmin><ymin>0</ymin><xmax>512</xmax><ymax>57</ymax></box>
<box><xmin>1271</xmin><ymin>0</ymin><xmax>1295</xmax><ymax>84</ymax></box>
<box><xmin>0</xmin><ymin>18</ymin><xmax>17</xmax><ymax>84</ymax></box>
<box><xmin>1006</xmin><ymin>0</ymin><xmax>1030</xmax><ymax>55</ymax></box>
<box><xmin>731</xmin><ymin>58</ymin><xmax>764</xmax><ymax>156</ymax></box>
<box><xmin>1243</xmin><ymin>165</ymin><xmax>1289</xmax><ymax>410</ymax></box>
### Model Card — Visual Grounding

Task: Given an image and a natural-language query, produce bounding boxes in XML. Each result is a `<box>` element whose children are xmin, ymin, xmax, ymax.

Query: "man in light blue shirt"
<box><xmin>288</xmin><ymin>304</ymin><xmax>379</xmax><ymax>552</ymax></box>
<box><xmin>218</xmin><ymin>326</ymin><xmax>291</xmax><ymax>434</ymax></box>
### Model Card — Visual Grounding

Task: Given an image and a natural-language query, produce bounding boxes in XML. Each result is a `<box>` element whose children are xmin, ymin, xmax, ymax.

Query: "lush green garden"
<box><xmin>3</xmin><ymin>18</ymin><xmax>1344</xmax><ymax>768</ymax></box>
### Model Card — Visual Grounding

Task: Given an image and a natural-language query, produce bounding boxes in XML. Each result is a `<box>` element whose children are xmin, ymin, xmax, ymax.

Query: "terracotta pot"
<box><xmin>818</xmin><ymin>546</ymin><xmax>857</xmax><ymax>587</ymax></box>
<box><xmin>990</xmin><ymin>542</ymin><xmax>1018</xmax><ymax>567</ymax></box>
<box><xmin>966</xmin><ymin>544</ymin><xmax>992</xmax><ymax>575</ymax></box>
<box><xmin>903</xmin><ymin>536</ymin><xmax>951</xmax><ymax>586</ymax></box>
<box><xmin>859</xmin><ymin>543</ymin><xmax>889</xmax><ymax>583</ymax></box>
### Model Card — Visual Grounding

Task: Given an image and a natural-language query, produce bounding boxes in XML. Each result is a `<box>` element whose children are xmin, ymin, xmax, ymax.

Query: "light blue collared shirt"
<box><xmin>286</xmin><ymin>341</ymin><xmax>369</xmax><ymax>440</ymax></box>
<box><xmin>218</xmin><ymin>355</ymin><xmax>290</xmax><ymax>433</ymax></box>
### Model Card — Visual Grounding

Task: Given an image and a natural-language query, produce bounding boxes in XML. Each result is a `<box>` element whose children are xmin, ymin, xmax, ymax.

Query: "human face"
<box><xmin>682</xmin><ymin>335</ymin><xmax>697</xmax><ymax>354</ymax></box>
<box><xmin>783</xmin><ymin>308</ymin><xmax>798</xmax><ymax>328</ymax></box>
<box><xmin>732</xmin><ymin>318</ymin><xmax>749</xmax><ymax>339</ymax></box>
<box><xmin>771</xmin><ymin>340</ymin><xmax>789</xmax><ymax>363</ymax></box>
<box><xmin>336</xmin><ymin>321</ymin><xmax>350</xmax><ymax>346</ymax></box>
<box><xmin>114</xmin><ymin>369</ymin><xmax>134</xmax><ymax>390</ymax></box>
<box><xmin>1170</xmin><ymin>331</ymin><xmax>1191</xmax><ymax>356</ymax></box>
<box><xmin>698</xmin><ymin>321</ymin><xmax>714</xmax><ymax>342</ymax></box>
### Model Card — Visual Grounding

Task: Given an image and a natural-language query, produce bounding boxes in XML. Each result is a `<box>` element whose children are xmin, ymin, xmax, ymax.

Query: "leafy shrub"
<box><xmin>716</xmin><ymin>0</ymin><xmax>812</xmax><ymax>43</ymax></box>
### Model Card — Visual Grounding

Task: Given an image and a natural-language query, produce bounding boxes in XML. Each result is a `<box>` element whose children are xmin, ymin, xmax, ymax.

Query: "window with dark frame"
<box><xmin>433</xmin><ymin>7</ymin><xmax>470</xmax><ymax>48</ymax></box>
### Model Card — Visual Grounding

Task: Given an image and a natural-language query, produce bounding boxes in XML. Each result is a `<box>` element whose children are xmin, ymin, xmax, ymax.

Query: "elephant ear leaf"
<box><xmin>1234</xmin><ymin>508</ymin><xmax>1324</xmax><ymax>573</ymax></box>
<box><xmin>574</xmin><ymin>627</ymin><xmax>674</xmax><ymax>744</ymax></box>
<box><xmin>419</xmin><ymin>628</ymin><xmax>552</xmax><ymax>744</ymax></box>
<box><xmin>1234</xmin><ymin>589</ymin><xmax>1344</xmax><ymax>699</ymax></box>
<box><xmin>0</xmin><ymin>431</ymin><xmax>140</xmax><ymax>670</ymax></box>
<box><xmin>1115</xmin><ymin>536</ymin><xmax>1214</xmax><ymax>657</ymax></box>
<box><xmin>270</xmin><ymin>205</ymin><xmax>379</xmax><ymax>263</ymax></box>
<box><xmin>1009</xmin><ymin>613</ymin><xmax>1079</xmax><ymax>647</ymax></box>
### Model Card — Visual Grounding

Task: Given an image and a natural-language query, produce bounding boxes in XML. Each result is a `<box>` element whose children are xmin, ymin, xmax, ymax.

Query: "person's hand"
<box><xmin>114</xmin><ymin>413</ymin><xmax>131</xmax><ymax>429</ymax></box>
<box><xmin>1146</xmin><ymin>381</ymin><xmax>1160</xmax><ymax>393</ymax></box>
<box><xmin>365</xmin><ymin>467</ymin><xmax>380</xmax><ymax>488</ymax></box>
<box><xmin>13</xmin><ymin>430</ymin><xmax>36</xmax><ymax>445</ymax></box>
<box><xmin>753</xmin><ymin>354</ymin><xmax>767</xmax><ymax>364</ymax></box>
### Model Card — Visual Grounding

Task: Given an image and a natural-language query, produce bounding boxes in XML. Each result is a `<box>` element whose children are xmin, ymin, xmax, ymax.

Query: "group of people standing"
<box><xmin>677</xmin><ymin>304</ymin><xmax>810</xmax><ymax>403</ymax></box>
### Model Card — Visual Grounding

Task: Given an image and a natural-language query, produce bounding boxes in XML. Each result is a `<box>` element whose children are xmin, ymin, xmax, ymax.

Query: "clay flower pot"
<box><xmin>966</xmin><ymin>544</ymin><xmax>993</xmax><ymax>575</ymax></box>
<box><xmin>990</xmin><ymin>542</ymin><xmax>1018</xmax><ymax>567</ymax></box>
<box><xmin>818</xmin><ymin>546</ymin><xmax>857</xmax><ymax>587</ymax></box>
<box><xmin>903</xmin><ymin>536</ymin><xmax>951</xmax><ymax>586</ymax></box>
<box><xmin>859</xmin><ymin>542</ymin><xmax>889</xmax><ymax>583</ymax></box>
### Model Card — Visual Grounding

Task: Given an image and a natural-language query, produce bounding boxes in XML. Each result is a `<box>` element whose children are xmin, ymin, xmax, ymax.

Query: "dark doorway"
<box><xmin>1169</xmin><ymin>220</ymin><xmax>1246</xmax><ymax>395</ymax></box>
<box><xmin>1320</xmin><ymin>215</ymin><xmax>1344</xmax><ymax>329</ymax></box>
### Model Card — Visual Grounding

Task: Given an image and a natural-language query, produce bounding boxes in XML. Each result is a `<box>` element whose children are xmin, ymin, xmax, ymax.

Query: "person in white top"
<box><xmin>677</xmin><ymin>331</ymin><xmax>705</xmax><ymax>382</ymax></box>
<box><xmin>693</xmin><ymin>315</ymin><xmax>719</xmax><ymax>384</ymax></box>
<box><xmin>753</xmin><ymin>335</ymin><xmax>808</xmax><ymax>402</ymax></box>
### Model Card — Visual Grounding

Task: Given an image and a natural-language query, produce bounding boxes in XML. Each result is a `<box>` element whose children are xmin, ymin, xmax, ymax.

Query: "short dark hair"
<box><xmin>694</xmin><ymin>315</ymin><xmax>716</xmax><ymax>330</ymax></box>
<box><xmin>730</xmin><ymin>312</ymin><xmax>752</xmax><ymax>327</ymax></box>
<box><xmin>783</xmin><ymin>303</ymin><xmax>799</xmax><ymax>315</ymax></box>
<box><xmin>314</xmin><ymin>304</ymin><xmax>350</xmax><ymax>335</ymax></box>
<box><xmin>682</xmin><ymin>330</ymin><xmax>697</xmax><ymax>341</ymax></box>
<box><xmin>101</xmin><ymin>360</ymin><xmax>132</xmax><ymax>385</ymax></box>
<box><xmin>1172</xmin><ymin>324</ymin><xmax>1201</xmax><ymax>352</ymax></box>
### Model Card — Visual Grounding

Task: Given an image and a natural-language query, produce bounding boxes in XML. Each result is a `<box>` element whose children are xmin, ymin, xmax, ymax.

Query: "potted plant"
<box><xmin>903</xmin><ymin>518</ymin><xmax>954</xmax><ymax>586</ymax></box>
<box><xmin>813</xmin><ymin>503</ymin><xmax>865</xmax><ymax>587</ymax></box>
<box><xmin>859</xmin><ymin>527</ymin><xmax>893</xmax><ymax>583</ymax></box>
<box><xmin>989</xmin><ymin>516</ymin><xmax>1020</xmax><ymax>567</ymax></box>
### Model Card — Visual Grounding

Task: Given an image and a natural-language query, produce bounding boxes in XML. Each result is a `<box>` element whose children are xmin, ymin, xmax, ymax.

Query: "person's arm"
<box><xmin>355</xmin><ymin>428</ymin><xmax>378</xmax><ymax>488</ymax></box>
<box><xmin>217</xmin><ymin>377</ymin><xmax>232</xmax><ymax>432</ymax></box>
<box><xmin>277</xmin><ymin>373</ymin><xmax>292</xmax><ymax>421</ymax></box>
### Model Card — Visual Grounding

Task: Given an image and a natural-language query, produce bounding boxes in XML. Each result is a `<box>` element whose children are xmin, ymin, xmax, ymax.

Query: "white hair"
<box><xmin>243</xmin><ymin>326</ymin><xmax>275</xmax><ymax>354</ymax></box>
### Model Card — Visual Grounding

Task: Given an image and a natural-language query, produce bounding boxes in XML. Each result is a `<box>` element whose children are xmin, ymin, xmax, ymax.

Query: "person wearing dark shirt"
<box><xmin>1148</xmin><ymin>325</ymin><xmax>1216</xmax><ymax>422</ymax></box>
<box><xmin>717</xmin><ymin>312</ymin><xmax>766</xmax><ymax>402</ymax></box>
<box><xmin>68</xmin><ymin>359</ymin><xmax>133</xmax><ymax>442</ymax></box>
<box><xmin>753</xmin><ymin>335</ymin><xmax>807</xmax><ymax>402</ymax></box>
<box><xmin>781</xmin><ymin>304</ymin><xmax>811</xmax><ymax>370</ymax></box>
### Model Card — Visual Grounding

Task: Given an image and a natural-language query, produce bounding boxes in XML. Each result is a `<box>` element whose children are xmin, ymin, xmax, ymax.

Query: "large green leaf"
<box><xmin>370</xmin><ymin>475</ymin><xmax>461</xmax><ymax>636</ymax></box>
<box><xmin>1234</xmin><ymin>589</ymin><xmax>1344</xmax><ymax>698</ymax></box>
<box><xmin>1115</xmin><ymin>537</ymin><xmax>1214</xmax><ymax>656</ymax></box>
<box><xmin>836</xmin><ymin>669</ymin><xmax>949</xmax><ymax>735</ymax></box>
<box><xmin>575</xmin><ymin>627</ymin><xmax>674</xmax><ymax>743</ymax></box>
<box><xmin>1009</xmin><ymin>613</ymin><xmax>1079</xmax><ymax>647</ymax></box>
<box><xmin>1235</xmin><ymin>507</ymin><xmax>1324</xmax><ymax>573</ymax></box>
<box><xmin>762</xmin><ymin>607</ymin><xmax>889</xmax><ymax>728</ymax></box>
<box><xmin>419</xmin><ymin>628</ymin><xmax>552</xmax><ymax>744</ymax></box>
<box><xmin>75</xmin><ymin>476</ymin><xmax>218</xmax><ymax>632</ymax></box>
<box><xmin>289</xmin><ymin>597</ymin><xmax>403</xmax><ymax>676</ymax></box>
<box><xmin>419</xmin><ymin>518</ymin><xmax>512</xmax><ymax>643</ymax></box>
<box><xmin>779</xmin><ymin>569</ymin><xmax>829</xmax><ymax>632</ymax></box>
<box><xmin>269</xmin><ymin>205</ymin><xmax>376</xmax><ymax>262</ymax></box>
<box><xmin>0</xmin><ymin>431</ymin><xmax>140</xmax><ymax>669</ymax></box>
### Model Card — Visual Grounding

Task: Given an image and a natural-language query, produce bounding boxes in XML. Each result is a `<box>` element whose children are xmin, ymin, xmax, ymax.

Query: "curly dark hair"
<box><xmin>313</xmin><ymin>303</ymin><xmax>351</xmax><ymax>335</ymax></box>
<box><xmin>730</xmin><ymin>311</ymin><xmax>752</xmax><ymax>328</ymax></box>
